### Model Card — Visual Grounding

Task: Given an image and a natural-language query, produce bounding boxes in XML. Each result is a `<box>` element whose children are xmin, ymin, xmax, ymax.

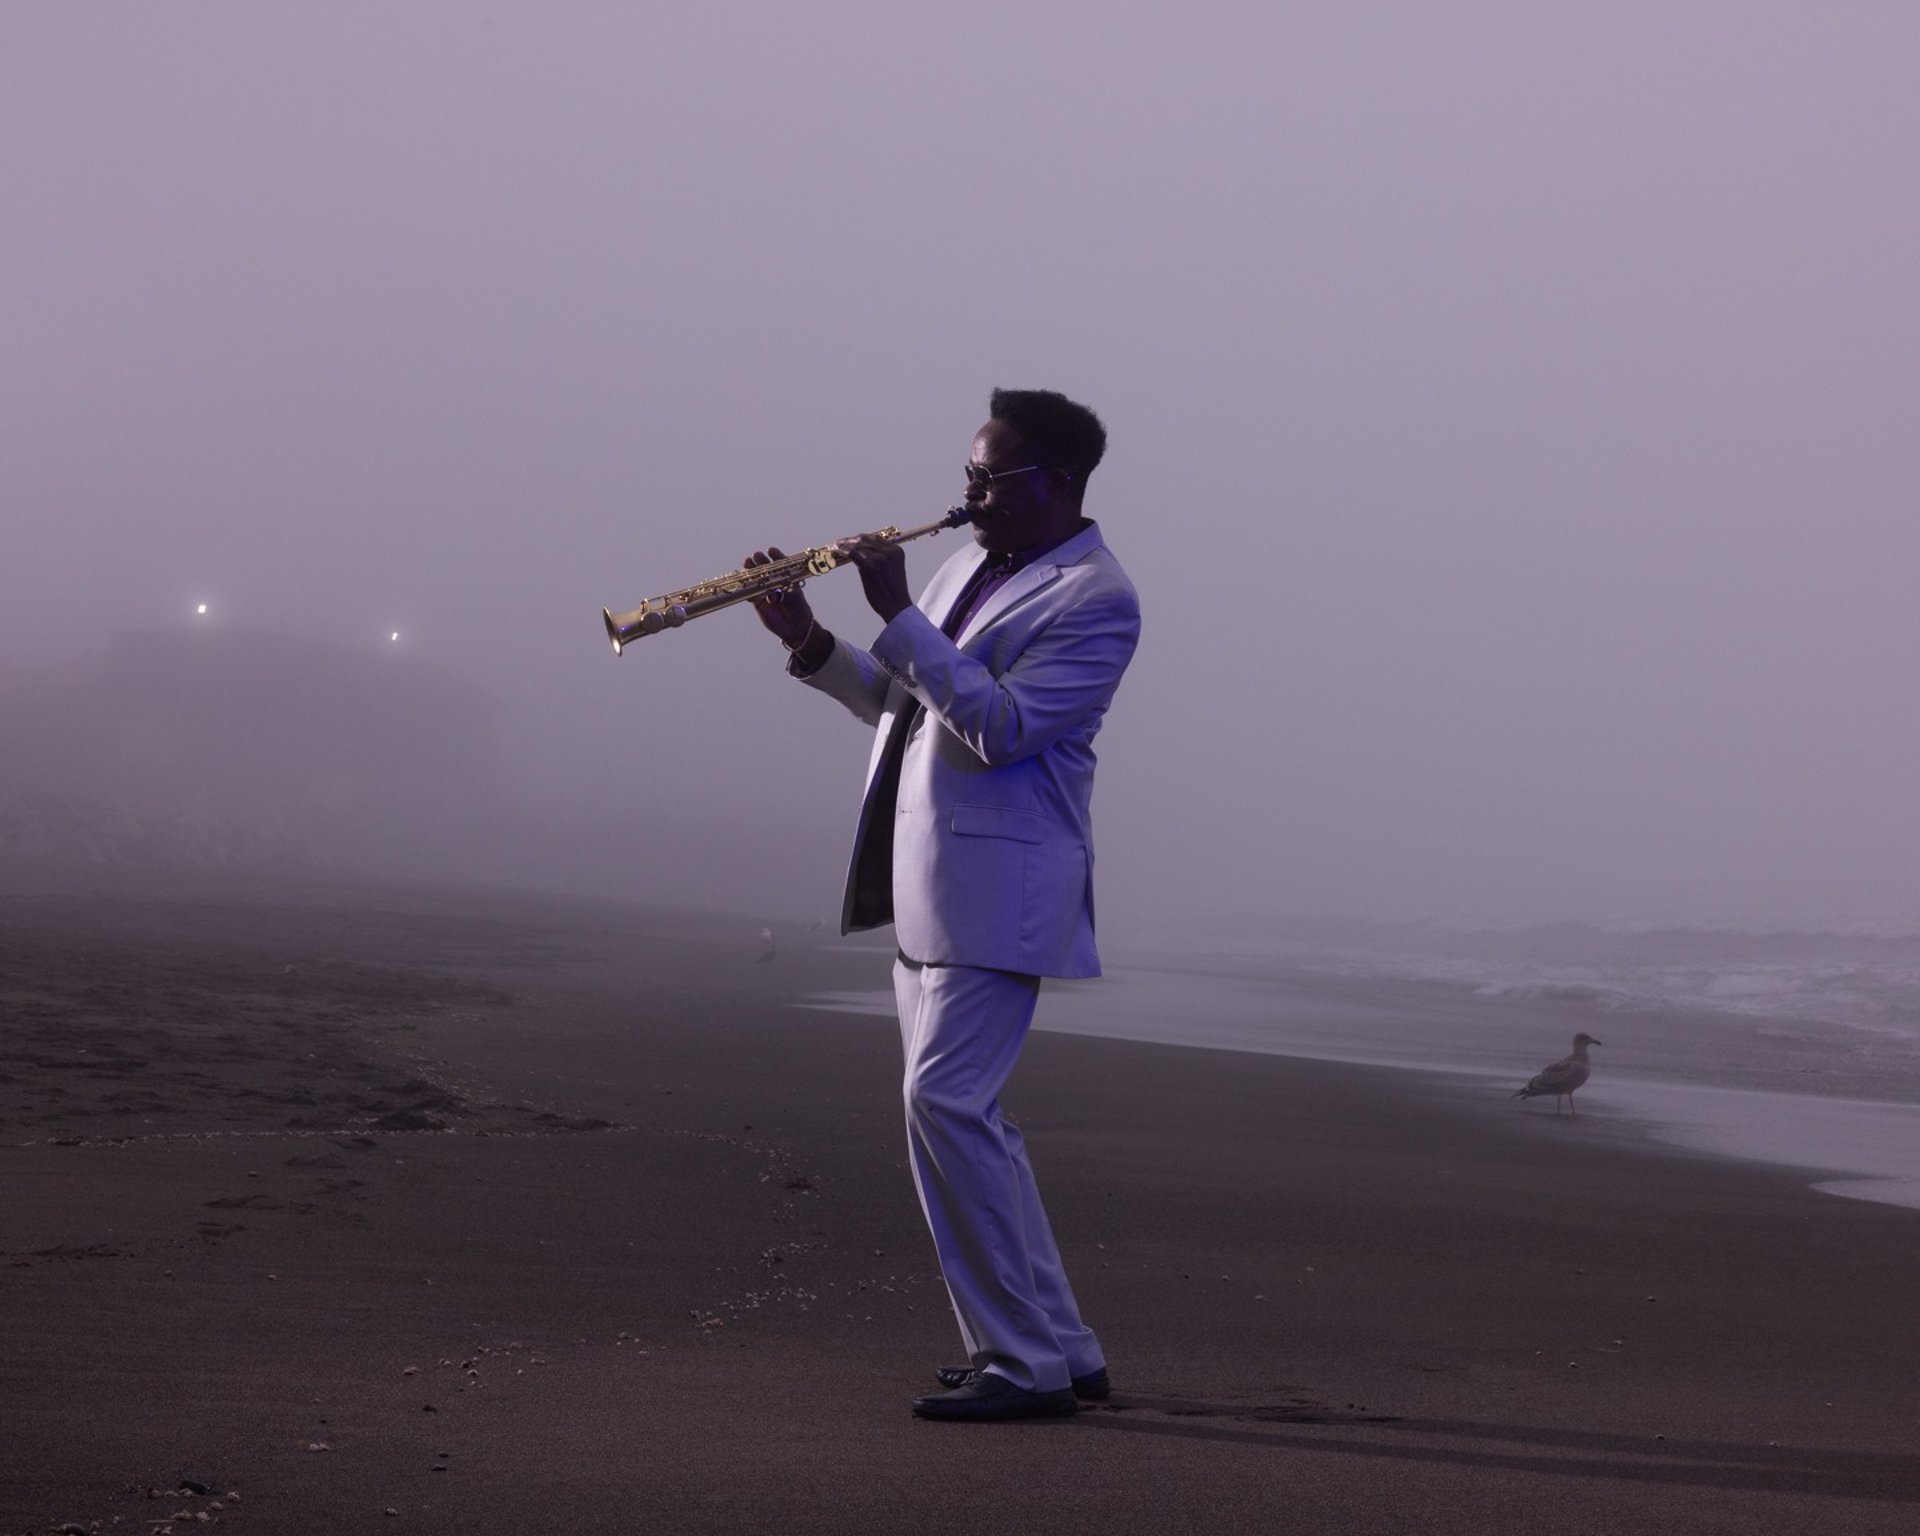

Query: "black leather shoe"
<box><xmin>912</xmin><ymin>1372</ymin><xmax>1077</xmax><ymax>1422</ymax></box>
<box><xmin>934</xmin><ymin>1364</ymin><xmax>1111</xmax><ymax>1401</ymax></box>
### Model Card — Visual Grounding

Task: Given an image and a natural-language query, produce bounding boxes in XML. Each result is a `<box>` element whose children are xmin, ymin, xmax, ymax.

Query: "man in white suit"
<box><xmin>746</xmin><ymin>389</ymin><xmax>1139</xmax><ymax>1421</ymax></box>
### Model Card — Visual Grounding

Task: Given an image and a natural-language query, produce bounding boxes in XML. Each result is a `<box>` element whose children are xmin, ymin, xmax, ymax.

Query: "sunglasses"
<box><xmin>963</xmin><ymin>461</ymin><xmax>1047</xmax><ymax>488</ymax></box>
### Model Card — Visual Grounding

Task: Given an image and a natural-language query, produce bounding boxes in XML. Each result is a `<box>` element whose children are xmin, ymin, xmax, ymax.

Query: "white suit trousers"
<box><xmin>892</xmin><ymin>957</ymin><xmax>1103</xmax><ymax>1393</ymax></box>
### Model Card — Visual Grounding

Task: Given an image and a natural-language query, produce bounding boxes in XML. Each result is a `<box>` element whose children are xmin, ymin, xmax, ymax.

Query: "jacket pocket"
<box><xmin>950</xmin><ymin>804</ymin><xmax>1047</xmax><ymax>844</ymax></box>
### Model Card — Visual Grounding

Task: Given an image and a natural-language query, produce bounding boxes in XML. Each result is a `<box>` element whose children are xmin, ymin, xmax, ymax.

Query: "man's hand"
<box><xmin>836</xmin><ymin>534</ymin><xmax>912</xmax><ymax>624</ymax></box>
<box><xmin>744</xmin><ymin>548</ymin><xmax>815</xmax><ymax>647</ymax></box>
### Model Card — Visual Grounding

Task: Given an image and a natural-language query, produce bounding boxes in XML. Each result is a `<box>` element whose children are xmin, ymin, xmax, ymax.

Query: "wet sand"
<box><xmin>4</xmin><ymin>875</ymin><xmax>1919</xmax><ymax>1534</ymax></box>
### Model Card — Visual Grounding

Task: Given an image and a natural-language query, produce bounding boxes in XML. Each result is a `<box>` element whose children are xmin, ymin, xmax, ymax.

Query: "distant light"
<box><xmin>389</xmin><ymin>630</ymin><xmax>401</xmax><ymax>642</ymax></box>
<box><xmin>196</xmin><ymin>603</ymin><xmax>208</xmax><ymax>616</ymax></box>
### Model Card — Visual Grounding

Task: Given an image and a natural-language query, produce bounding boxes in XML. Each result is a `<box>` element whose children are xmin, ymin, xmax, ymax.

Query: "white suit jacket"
<box><xmin>795</xmin><ymin>521</ymin><xmax>1139</xmax><ymax>979</ymax></box>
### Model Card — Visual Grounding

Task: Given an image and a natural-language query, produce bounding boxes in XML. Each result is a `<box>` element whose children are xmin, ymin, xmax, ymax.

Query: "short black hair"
<box><xmin>989</xmin><ymin>388</ymin><xmax>1108</xmax><ymax>489</ymax></box>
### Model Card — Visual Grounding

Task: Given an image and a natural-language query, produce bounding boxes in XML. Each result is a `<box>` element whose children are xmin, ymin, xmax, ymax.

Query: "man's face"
<box><xmin>964</xmin><ymin>418</ymin><xmax>1058</xmax><ymax>554</ymax></box>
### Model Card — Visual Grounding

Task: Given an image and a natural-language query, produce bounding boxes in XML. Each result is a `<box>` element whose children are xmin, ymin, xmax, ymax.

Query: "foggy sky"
<box><xmin>6</xmin><ymin>4</ymin><xmax>1918</xmax><ymax>934</ymax></box>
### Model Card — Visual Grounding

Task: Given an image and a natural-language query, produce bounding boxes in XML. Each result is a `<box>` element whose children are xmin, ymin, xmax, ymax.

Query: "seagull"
<box><xmin>1513</xmin><ymin>1032</ymin><xmax>1601</xmax><ymax>1115</ymax></box>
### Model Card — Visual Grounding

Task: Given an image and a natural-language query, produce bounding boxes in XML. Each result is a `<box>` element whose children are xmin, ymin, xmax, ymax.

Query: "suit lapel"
<box><xmin>862</xmin><ymin>541</ymin><xmax>985</xmax><ymax>780</ymax></box>
<box><xmin>957</xmin><ymin>559</ymin><xmax>1061</xmax><ymax>644</ymax></box>
<box><xmin>954</xmin><ymin>521</ymin><xmax>1106</xmax><ymax>644</ymax></box>
<box><xmin>916</xmin><ymin>543</ymin><xmax>985</xmax><ymax>628</ymax></box>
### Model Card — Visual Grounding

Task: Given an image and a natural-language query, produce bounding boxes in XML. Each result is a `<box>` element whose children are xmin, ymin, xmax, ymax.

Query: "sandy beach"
<box><xmin>5</xmin><ymin>873</ymin><xmax>1919</xmax><ymax>1535</ymax></box>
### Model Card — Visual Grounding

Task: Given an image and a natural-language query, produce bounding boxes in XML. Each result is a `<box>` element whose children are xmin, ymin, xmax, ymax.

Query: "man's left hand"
<box><xmin>836</xmin><ymin>534</ymin><xmax>912</xmax><ymax>624</ymax></box>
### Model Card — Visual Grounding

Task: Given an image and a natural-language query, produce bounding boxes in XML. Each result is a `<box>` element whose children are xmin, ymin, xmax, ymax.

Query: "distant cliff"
<box><xmin>0</xmin><ymin>629</ymin><xmax>501</xmax><ymax>874</ymax></box>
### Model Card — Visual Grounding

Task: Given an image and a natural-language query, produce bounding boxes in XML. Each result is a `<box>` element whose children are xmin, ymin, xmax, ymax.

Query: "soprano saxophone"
<box><xmin>601</xmin><ymin>505</ymin><xmax>970</xmax><ymax>655</ymax></box>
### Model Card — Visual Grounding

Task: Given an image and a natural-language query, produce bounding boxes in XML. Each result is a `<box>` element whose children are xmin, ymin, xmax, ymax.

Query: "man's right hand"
<box><xmin>745</xmin><ymin>548</ymin><xmax>816</xmax><ymax>647</ymax></box>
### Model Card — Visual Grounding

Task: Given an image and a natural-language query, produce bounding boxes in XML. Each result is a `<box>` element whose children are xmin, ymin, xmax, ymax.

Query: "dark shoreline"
<box><xmin>5</xmin><ymin>878</ymin><xmax>1919</xmax><ymax>1534</ymax></box>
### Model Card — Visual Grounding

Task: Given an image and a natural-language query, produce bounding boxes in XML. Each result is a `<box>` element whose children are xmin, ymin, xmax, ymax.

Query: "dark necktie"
<box><xmin>845</xmin><ymin>553</ymin><xmax>1021</xmax><ymax>929</ymax></box>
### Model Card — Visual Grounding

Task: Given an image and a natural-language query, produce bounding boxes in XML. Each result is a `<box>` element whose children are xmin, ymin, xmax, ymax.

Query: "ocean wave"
<box><xmin>1241</xmin><ymin>920</ymin><xmax>1920</xmax><ymax>1046</ymax></box>
<box><xmin>1473</xmin><ymin>981</ymin><xmax>1642</xmax><ymax>1009</ymax></box>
